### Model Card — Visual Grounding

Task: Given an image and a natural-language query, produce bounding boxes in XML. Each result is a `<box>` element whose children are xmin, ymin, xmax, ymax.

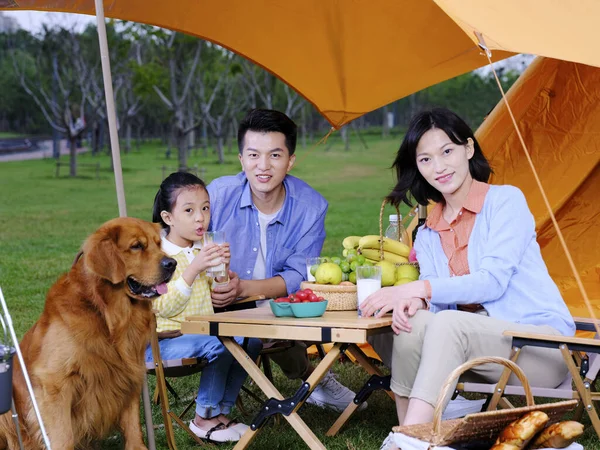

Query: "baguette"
<box><xmin>490</xmin><ymin>444</ymin><xmax>521</xmax><ymax>450</ymax></box>
<box><xmin>494</xmin><ymin>411</ymin><xmax>549</xmax><ymax>449</ymax></box>
<box><xmin>528</xmin><ymin>421</ymin><xmax>584</xmax><ymax>449</ymax></box>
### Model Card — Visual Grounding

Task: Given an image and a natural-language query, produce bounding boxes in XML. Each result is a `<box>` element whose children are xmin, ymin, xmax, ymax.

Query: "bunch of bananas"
<box><xmin>343</xmin><ymin>235</ymin><xmax>411</xmax><ymax>264</ymax></box>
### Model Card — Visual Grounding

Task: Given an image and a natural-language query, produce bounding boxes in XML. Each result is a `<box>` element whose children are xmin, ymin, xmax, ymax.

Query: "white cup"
<box><xmin>356</xmin><ymin>265</ymin><xmax>382</xmax><ymax>317</ymax></box>
<box><xmin>203</xmin><ymin>231</ymin><xmax>227</xmax><ymax>278</ymax></box>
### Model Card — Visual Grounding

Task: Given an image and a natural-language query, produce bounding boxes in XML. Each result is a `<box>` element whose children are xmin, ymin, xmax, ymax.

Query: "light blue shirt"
<box><xmin>414</xmin><ymin>184</ymin><xmax>575</xmax><ymax>336</ymax></box>
<box><xmin>207</xmin><ymin>172</ymin><xmax>328</xmax><ymax>294</ymax></box>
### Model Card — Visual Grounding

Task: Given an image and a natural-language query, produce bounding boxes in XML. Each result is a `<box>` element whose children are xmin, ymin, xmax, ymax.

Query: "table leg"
<box><xmin>222</xmin><ymin>338</ymin><xmax>344</xmax><ymax>450</ymax></box>
<box><xmin>327</xmin><ymin>344</ymin><xmax>393</xmax><ymax>437</ymax></box>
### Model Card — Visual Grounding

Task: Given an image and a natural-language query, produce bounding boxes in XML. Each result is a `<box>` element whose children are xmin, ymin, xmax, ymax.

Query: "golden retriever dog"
<box><xmin>0</xmin><ymin>217</ymin><xmax>176</xmax><ymax>450</ymax></box>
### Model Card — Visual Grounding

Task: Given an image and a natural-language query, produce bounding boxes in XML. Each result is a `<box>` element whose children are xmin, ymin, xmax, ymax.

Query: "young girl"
<box><xmin>147</xmin><ymin>172</ymin><xmax>262</xmax><ymax>443</ymax></box>
<box><xmin>360</xmin><ymin>108</ymin><xmax>575</xmax><ymax>428</ymax></box>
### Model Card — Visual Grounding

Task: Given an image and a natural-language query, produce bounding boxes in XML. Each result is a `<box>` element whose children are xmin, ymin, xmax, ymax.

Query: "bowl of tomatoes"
<box><xmin>270</xmin><ymin>288</ymin><xmax>328</xmax><ymax>318</ymax></box>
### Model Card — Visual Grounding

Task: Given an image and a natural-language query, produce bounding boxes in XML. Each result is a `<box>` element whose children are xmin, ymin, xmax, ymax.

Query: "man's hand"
<box><xmin>211</xmin><ymin>270</ymin><xmax>241</xmax><ymax>308</ymax></box>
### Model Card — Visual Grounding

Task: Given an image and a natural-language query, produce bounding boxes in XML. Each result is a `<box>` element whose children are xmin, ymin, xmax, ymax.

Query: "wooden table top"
<box><xmin>181</xmin><ymin>308</ymin><xmax>393</xmax><ymax>343</ymax></box>
<box><xmin>185</xmin><ymin>308</ymin><xmax>392</xmax><ymax>329</ymax></box>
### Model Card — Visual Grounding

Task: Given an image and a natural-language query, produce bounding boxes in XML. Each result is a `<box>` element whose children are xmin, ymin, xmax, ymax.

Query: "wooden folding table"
<box><xmin>181</xmin><ymin>308</ymin><xmax>392</xmax><ymax>449</ymax></box>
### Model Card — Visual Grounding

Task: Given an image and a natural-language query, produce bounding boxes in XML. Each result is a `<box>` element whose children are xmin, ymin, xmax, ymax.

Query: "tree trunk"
<box><xmin>124</xmin><ymin>122</ymin><xmax>131</xmax><ymax>154</ymax></box>
<box><xmin>69</xmin><ymin>136</ymin><xmax>77</xmax><ymax>177</ymax></box>
<box><xmin>178</xmin><ymin>131</ymin><xmax>188</xmax><ymax>171</ymax></box>
<box><xmin>341</xmin><ymin>126</ymin><xmax>350</xmax><ymax>151</ymax></box>
<box><xmin>216</xmin><ymin>135</ymin><xmax>225</xmax><ymax>164</ymax></box>
<box><xmin>382</xmin><ymin>105</ymin><xmax>390</xmax><ymax>138</ymax></box>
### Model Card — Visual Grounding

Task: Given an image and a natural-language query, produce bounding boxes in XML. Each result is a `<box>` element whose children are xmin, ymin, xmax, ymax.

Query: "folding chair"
<box><xmin>146</xmin><ymin>313</ymin><xmax>210</xmax><ymax>450</ymax></box>
<box><xmin>147</xmin><ymin>295</ymin><xmax>276</xmax><ymax>449</ymax></box>
<box><xmin>456</xmin><ymin>317</ymin><xmax>600</xmax><ymax>439</ymax></box>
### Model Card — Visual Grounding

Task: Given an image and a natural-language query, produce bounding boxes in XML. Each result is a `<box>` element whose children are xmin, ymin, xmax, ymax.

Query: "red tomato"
<box><xmin>317</xmin><ymin>296</ymin><xmax>325</xmax><ymax>302</ymax></box>
<box><xmin>308</xmin><ymin>293</ymin><xmax>319</xmax><ymax>302</ymax></box>
<box><xmin>296</xmin><ymin>290</ymin><xmax>308</xmax><ymax>301</ymax></box>
<box><xmin>304</xmin><ymin>288</ymin><xmax>314</xmax><ymax>295</ymax></box>
<box><xmin>288</xmin><ymin>294</ymin><xmax>300</xmax><ymax>303</ymax></box>
<box><xmin>302</xmin><ymin>300</ymin><xmax>310</xmax><ymax>303</ymax></box>
<box><xmin>274</xmin><ymin>297</ymin><xmax>289</xmax><ymax>303</ymax></box>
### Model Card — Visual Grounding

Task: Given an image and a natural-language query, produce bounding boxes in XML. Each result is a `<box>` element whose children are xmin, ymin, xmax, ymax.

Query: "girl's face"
<box><xmin>160</xmin><ymin>186</ymin><xmax>210</xmax><ymax>248</ymax></box>
<box><xmin>415</xmin><ymin>128</ymin><xmax>474</xmax><ymax>200</ymax></box>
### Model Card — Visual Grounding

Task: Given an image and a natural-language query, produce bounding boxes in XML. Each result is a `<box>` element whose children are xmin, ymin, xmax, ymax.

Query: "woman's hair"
<box><xmin>152</xmin><ymin>172</ymin><xmax>207</xmax><ymax>231</ymax></box>
<box><xmin>387</xmin><ymin>108</ymin><xmax>492</xmax><ymax>207</ymax></box>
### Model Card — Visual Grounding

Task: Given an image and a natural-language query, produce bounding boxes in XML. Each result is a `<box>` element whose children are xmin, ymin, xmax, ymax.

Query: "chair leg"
<box><xmin>262</xmin><ymin>355</ymin><xmax>274</xmax><ymax>382</ymax></box>
<box><xmin>560</xmin><ymin>345</ymin><xmax>600</xmax><ymax>439</ymax></box>
<box><xmin>165</xmin><ymin>379</ymin><xmax>180</xmax><ymax>400</ymax></box>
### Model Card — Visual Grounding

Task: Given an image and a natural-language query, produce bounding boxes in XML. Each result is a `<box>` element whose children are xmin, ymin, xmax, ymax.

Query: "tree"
<box><xmin>12</xmin><ymin>26</ymin><xmax>90</xmax><ymax>176</ymax></box>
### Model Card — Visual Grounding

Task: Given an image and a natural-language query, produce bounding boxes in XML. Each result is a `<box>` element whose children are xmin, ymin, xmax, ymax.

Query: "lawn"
<box><xmin>0</xmin><ymin>135</ymin><xmax>597</xmax><ymax>449</ymax></box>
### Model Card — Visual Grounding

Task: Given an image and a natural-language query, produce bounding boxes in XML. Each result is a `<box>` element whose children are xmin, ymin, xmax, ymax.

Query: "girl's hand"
<box><xmin>190</xmin><ymin>242</ymin><xmax>223</xmax><ymax>274</ymax></box>
<box><xmin>391</xmin><ymin>297</ymin><xmax>425</xmax><ymax>334</ymax></box>
<box><xmin>220</xmin><ymin>243</ymin><xmax>231</xmax><ymax>266</ymax></box>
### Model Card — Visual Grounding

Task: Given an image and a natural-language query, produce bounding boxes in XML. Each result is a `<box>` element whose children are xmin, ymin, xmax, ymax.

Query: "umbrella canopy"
<box><xmin>1</xmin><ymin>0</ymin><xmax>517</xmax><ymax>127</ymax></box>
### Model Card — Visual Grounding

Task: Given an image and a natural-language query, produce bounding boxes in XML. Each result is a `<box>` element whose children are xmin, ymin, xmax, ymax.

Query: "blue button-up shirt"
<box><xmin>207</xmin><ymin>172</ymin><xmax>328</xmax><ymax>294</ymax></box>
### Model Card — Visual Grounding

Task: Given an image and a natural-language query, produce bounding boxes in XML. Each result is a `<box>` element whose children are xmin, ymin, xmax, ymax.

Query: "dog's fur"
<box><xmin>0</xmin><ymin>218</ymin><xmax>176</xmax><ymax>450</ymax></box>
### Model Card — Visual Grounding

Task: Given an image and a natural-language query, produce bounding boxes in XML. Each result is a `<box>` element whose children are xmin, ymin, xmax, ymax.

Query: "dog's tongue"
<box><xmin>156</xmin><ymin>283</ymin><xmax>168</xmax><ymax>295</ymax></box>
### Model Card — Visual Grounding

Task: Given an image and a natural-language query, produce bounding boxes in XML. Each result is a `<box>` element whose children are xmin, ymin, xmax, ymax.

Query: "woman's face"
<box><xmin>415</xmin><ymin>128</ymin><xmax>474</xmax><ymax>198</ymax></box>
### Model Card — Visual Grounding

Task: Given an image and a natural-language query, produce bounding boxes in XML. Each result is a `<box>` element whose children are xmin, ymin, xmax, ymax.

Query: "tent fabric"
<box><xmin>1</xmin><ymin>0</ymin><xmax>513</xmax><ymax>127</ymax></box>
<box><xmin>434</xmin><ymin>0</ymin><xmax>600</xmax><ymax>69</ymax></box>
<box><xmin>476</xmin><ymin>57</ymin><xmax>600</xmax><ymax>317</ymax></box>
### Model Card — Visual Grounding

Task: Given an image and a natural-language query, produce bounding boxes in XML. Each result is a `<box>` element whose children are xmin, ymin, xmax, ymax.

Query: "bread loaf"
<box><xmin>490</xmin><ymin>444</ymin><xmax>521</xmax><ymax>450</ymax></box>
<box><xmin>494</xmin><ymin>411</ymin><xmax>549</xmax><ymax>449</ymax></box>
<box><xmin>528</xmin><ymin>421</ymin><xmax>584</xmax><ymax>449</ymax></box>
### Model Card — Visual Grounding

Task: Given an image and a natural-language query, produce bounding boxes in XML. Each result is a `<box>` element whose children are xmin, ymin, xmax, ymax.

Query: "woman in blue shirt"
<box><xmin>361</xmin><ymin>108</ymin><xmax>574</xmax><ymax>426</ymax></box>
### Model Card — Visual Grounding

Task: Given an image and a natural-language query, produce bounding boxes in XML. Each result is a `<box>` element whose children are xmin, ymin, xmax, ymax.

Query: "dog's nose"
<box><xmin>161</xmin><ymin>257</ymin><xmax>177</xmax><ymax>273</ymax></box>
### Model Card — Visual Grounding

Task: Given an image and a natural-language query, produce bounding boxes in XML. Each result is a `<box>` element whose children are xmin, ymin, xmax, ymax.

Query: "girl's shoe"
<box><xmin>224</xmin><ymin>419</ymin><xmax>250</xmax><ymax>435</ymax></box>
<box><xmin>189</xmin><ymin>421</ymin><xmax>241</xmax><ymax>442</ymax></box>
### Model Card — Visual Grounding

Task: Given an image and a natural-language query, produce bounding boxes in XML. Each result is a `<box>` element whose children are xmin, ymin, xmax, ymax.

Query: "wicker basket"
<box><xmin>392</xmin><ymin>356</ymin><xmax>578</xmax><ymax>447</ymax></box>
<box><xmin>300</xmin><ymin>281</ymin><xmax>357</xmax><ymax>311</ymax></box>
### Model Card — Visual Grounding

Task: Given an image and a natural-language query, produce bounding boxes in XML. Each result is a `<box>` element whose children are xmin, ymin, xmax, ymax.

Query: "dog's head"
<box><xmin>82</xmin><ymin>217</ymin><xmax>177</xmax><ymax>300</ymax></box>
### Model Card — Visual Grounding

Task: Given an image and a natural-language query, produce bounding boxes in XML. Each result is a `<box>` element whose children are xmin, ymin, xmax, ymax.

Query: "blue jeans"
<box><xmin>145</xmin><ymin>334</ymin><xmax>262</xmax><ymax>419</ymax></box>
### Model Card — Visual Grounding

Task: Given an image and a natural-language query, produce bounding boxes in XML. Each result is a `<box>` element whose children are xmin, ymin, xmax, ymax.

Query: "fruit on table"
<box><xmin>396</xmin><ymin>264</ymin><xmax>420</xmax><ymax>281</ymax></box>
<box><xmin>376</xmin><ymin>260</ymin><xmax>397</xmax><ymax>287</ymax></box>
<box><xmin>274</xmin><ymin>288</ymin><xmax>324</xmax><ymax>303</ymax></box>
<box><xmin>342</xmin><ymin>235</ymin><xmax>362</xmax><ymax>249</ymax></box>
<box><xmin>358</xmin><ymin>235</ymin><xmax>410</xmax><ymax>258</ymax></box>
<box><xmin>315</xmin><ymin>262</ymin><xmax>343</xmax><ymax>285</ymax></box>
<box><xmin>359</xmin><ymin>248</ymin><xmax>408</xmax><ymax>264</ymax></box>
<box><xmin>394</xmin><ymin>278</ymin><xmax>413</xmax><ymax>286</ymax></box>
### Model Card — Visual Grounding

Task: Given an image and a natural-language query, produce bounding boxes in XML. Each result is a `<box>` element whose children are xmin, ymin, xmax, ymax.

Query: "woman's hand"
<box><xmin>391</xmin><ymin>298</ymin><xmax>426</xmax><ymax>334</ymax></box>
<box><xmin>359</xmin><ymin>281</ymin><xmax>427</xmax><ymax>318</ymax></box>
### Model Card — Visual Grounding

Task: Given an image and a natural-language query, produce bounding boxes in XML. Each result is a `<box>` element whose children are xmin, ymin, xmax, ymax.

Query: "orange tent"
<box><xmin>477</xmin><ymin>56</ymin><xmax>600</xmax><ymax>317</ymax></box>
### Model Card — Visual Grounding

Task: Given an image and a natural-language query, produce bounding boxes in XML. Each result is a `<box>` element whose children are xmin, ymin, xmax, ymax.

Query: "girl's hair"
<box><xmin>387</xmin><ymin>108</ymin><xmax>492</xmax><ymax>207</ymax></box>
<box><xmin>152</xmin><ymin>172</ymin><xmax>207</xmax><ymax>231</ymax></box>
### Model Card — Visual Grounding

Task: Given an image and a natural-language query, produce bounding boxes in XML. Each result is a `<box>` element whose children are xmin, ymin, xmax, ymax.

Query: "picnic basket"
<box><xmin>391</xmin><ymin>356</ymin><xmax>578</xmax><ymax>448</ymax></box>
<box><xmin>300</xmin><ymin>281</ymin><xmax>357</xmax><ymax>311</ymax></box>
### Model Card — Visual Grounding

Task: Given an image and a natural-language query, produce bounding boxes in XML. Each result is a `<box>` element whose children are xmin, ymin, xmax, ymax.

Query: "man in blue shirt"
<box><xmin>207</xmin><ymin>109</ymin><xmax>365</xmax><ymax>412</ymax></box>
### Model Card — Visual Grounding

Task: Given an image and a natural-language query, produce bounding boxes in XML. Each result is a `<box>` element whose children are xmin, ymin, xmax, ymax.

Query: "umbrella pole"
<box><xmin>94</xmin><ymin>0</ymin><xmax>127</xmax><ymax>218</ymax></box>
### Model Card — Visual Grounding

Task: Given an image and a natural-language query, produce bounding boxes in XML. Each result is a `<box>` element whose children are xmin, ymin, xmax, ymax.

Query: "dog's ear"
<box><xmin>83</xmin><ymin>226</ymin><xmax>127</xmax><ymax>284</ymax></box>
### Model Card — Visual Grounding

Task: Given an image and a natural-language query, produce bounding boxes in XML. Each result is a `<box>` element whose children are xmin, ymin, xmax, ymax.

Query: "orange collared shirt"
<box><xmin>423</xmin><ymin>180</ymin><xmax>490</xmax><ymax>301</ymax></box>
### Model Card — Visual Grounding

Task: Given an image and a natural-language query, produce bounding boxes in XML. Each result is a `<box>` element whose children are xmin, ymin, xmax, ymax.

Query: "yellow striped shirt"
<box><xmin>153</xmin><ymin>235</ymin><xmax>214</xmax><ymax>333</ymax></box>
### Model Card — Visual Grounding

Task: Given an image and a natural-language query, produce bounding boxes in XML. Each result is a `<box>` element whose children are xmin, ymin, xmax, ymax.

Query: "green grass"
<box><xmin>0</xmin><ymin>132</ymin><xmax>24</xmax><ymax>139</ymax></box>
<box><xmin>1</xmin><ymin>136</ymin><xmax>598</xmax><ymax>449</ymax></box>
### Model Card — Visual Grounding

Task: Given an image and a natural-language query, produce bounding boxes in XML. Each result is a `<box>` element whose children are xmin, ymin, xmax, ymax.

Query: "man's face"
<box><xmin>239</xmin><ymin>130</ymin><xmax>295</xmax><ymax>196</ymax></box>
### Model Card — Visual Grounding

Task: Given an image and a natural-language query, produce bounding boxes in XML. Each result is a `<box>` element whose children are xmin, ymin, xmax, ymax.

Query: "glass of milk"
<box><xmin>356</xmin><ymin>265</ymin><xmax>382</xmax><ymax>317</ymax></box>
<box><xmin>203</xmin><ymin>231</ymin><xmax>227</xmax><ymax>279</ymax></box>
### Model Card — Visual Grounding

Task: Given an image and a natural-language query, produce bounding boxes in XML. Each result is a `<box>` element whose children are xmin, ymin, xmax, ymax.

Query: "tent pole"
<box><xmin>94</xmin><ymin>0</ymin><xmax>127</xmax><ymax>218</ymax></box>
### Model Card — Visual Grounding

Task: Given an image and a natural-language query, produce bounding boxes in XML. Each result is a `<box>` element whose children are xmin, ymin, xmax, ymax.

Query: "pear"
<box><xmin>375</xmin><ymin>260</ymin><xmax>397</xmax><ymax>287</ymax></box>
<box><xmin>396</xmin><ymin>264</ymin><xmax>420</xmax><ymax>281</ymax></box>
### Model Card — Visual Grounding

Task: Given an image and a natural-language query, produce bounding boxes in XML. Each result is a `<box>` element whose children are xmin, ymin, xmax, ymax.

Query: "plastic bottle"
<box><xmin>385</xmin><ymin>214</ymin><xmax>409</xmax><ymax>245</ymax></box>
